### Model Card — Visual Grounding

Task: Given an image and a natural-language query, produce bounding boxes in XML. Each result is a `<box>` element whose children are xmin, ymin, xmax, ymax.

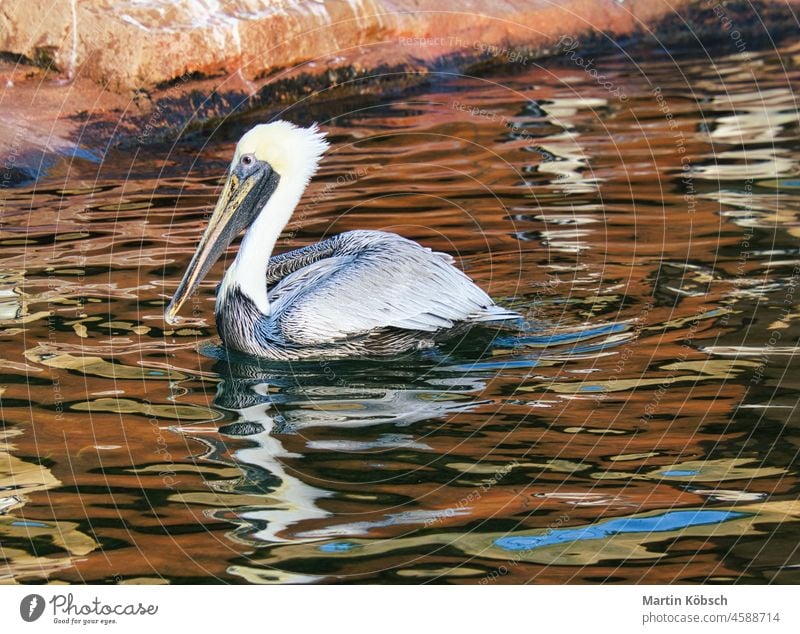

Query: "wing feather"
<box><xmin>269</xmin><ymin>233</ymin><xmax>496</xmax><ymax>345</ymax></box>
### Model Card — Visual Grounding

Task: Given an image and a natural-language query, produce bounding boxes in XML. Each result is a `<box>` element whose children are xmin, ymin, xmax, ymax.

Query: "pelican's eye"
<box><xmin>240</xmin><ymin>154</ymin><xmax>255</xmax><ymax>167</ymax></box>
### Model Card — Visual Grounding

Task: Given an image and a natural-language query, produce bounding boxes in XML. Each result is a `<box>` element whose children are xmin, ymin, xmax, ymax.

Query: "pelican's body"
<box><xmin>166</xmin><ymin>121</ymin><xmax>519</xmax><ymax>360</ymax></box>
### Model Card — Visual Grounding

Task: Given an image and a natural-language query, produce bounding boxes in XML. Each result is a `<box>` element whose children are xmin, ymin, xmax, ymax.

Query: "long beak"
<box><xmin>165</xmin><ymin>172</ymin><xmax>258</xmax><ymax>324</ymax></box>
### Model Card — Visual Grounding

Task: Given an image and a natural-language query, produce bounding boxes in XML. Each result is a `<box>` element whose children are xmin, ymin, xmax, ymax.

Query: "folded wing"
<box><xmin>268</xmin><ymin>232</ymin><xmax>501</xmax><ymax>345</ymax></box>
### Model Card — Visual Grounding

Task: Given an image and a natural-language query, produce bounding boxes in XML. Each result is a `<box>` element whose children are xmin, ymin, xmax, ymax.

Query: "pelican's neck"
<box><xmin>220</xmin><ymin>174</ymin><xmax>308</xmax><ymax>315</ymax></box>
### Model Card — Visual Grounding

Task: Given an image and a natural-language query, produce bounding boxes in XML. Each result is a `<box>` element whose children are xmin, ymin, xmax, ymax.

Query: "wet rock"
<box><xmin>1</xmin><ymin>0</ymin><xmax>799</xmax><ymax>184</ymax></box>
<box><xmin>0</xmin><ymin>0</ymin><xmax>702</xmax><ymax>91</ymax></box>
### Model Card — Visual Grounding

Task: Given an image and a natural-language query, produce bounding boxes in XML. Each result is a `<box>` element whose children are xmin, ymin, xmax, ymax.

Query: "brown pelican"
<box><xmin>165</xmin><ymin>121</ymin><xmax>519</xmax><ymax>359</ymax></box>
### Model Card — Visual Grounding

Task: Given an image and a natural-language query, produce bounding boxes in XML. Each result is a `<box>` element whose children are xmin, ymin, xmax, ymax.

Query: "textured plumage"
<box><xmin>167</xmin><ymin>121</ymin><xmax>520</xmax><ymax>360</ymax></box>
<box><xmin>216</xmin><ymin>229</ymin><xmax>518</xmax><ymax>359</ymax></box>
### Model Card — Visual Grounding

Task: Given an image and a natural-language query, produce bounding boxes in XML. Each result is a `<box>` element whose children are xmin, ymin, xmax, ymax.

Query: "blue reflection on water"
<box><xmin>319</xmin><ymin>542</ymin><xmax>360</xmax><ymax>553</ymax></box>
<box><xmin>494</xmin><ymin>510</ymin><xmax>747</xmax><ymax>552</ymax></box>
<box><xmin>445</xmin><ymin>359</ymin><xmax>540</xmax><ymax>372</ymax></box>
<box><xmin>497</xmin><ymin>322</ymin><xmax>629</xmax><ymax>348</ymax></box>
<box><xmin>11</xmin><ymin>520</ymin><xmax>50</xmax><ymax>528</ymax></box>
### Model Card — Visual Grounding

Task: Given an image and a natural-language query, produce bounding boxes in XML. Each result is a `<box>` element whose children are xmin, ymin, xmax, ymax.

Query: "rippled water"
<box><xmin>2</xmin><ymin>42</ymin><xmax>799</xmax><ymax>584</ymax></box>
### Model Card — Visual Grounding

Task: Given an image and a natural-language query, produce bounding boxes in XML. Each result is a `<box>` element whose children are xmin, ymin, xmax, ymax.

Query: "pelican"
<box><xmin>165</xmin><ymin>121</ymin><xmax>520</xmax><ymax>360</ymax></box>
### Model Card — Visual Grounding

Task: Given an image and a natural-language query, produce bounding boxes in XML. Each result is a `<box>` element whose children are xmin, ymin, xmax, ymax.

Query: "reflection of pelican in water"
<box><xmin>176</xmin><ymin>321</ymin><xmax>634</xmax><ymax>549</ymax></box>
<box><xmin>196</xmin><ymin>355</ymin><xmax>487</xmax><ymax>545</ymax></box>
<box><xmin>165</xmin><ymin>121</ymin><xmax>519</xmax><ymax>360</ymax></box>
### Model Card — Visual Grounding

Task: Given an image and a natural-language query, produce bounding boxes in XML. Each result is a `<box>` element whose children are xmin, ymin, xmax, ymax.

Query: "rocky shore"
<box><xmin>1</xmin><ymin>0</ymin><xmax>798</xmax><ymax>184</ymax></box>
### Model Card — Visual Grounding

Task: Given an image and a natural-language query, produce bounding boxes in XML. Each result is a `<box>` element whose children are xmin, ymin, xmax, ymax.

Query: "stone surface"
<box><xmin>1</xmin><ymin>0</ymin><xmax>697</xmax><ymax>91</ymax></box>
<box><xmin>1</xmin><ymin>0</ymin><xmax>799</xmax><ymax>183</ymax></box>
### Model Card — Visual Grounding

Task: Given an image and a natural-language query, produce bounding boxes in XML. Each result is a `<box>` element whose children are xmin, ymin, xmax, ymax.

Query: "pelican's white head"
<box><xmin>234</xmin><ymin>120</ymin><xmax>329</xmax><ymax>189</ymax></box>
<box><xmin>165</xmin><ymin>121</ymin><xmax>329</xmax><ymax>323</ymax></box>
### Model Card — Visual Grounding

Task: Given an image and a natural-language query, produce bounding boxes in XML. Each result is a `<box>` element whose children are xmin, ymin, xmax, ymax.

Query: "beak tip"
<box><xmin>164</xmin><ymin>304</ymin><xmax>179</xmax><ymax>326</ymax></box>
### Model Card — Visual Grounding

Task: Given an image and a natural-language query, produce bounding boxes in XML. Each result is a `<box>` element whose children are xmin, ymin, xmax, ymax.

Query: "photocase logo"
<box><xmin>20</xmin><ymin>594</ymin><xmax>45</xmax><ymax>622</ymax></box>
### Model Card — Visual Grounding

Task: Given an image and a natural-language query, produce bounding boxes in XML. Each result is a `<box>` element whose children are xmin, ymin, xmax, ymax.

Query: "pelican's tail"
<box><xmin>469</xmin><ymin>304</ymin><xmax>524</xmax><ymax>324</ymax></box>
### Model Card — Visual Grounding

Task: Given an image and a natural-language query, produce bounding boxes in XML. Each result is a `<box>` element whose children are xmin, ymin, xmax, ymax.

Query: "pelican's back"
<box><xmin>267</xmin><ymin>230</ymin><xmax>519</xmax><ymax>349</ymax></box>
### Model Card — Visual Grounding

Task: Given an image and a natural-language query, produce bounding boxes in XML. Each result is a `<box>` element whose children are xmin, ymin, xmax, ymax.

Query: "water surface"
<box><xmin>1</xmin><ymin>42</ymin><xmax>799</xmax><ymax>584</ymax></box>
